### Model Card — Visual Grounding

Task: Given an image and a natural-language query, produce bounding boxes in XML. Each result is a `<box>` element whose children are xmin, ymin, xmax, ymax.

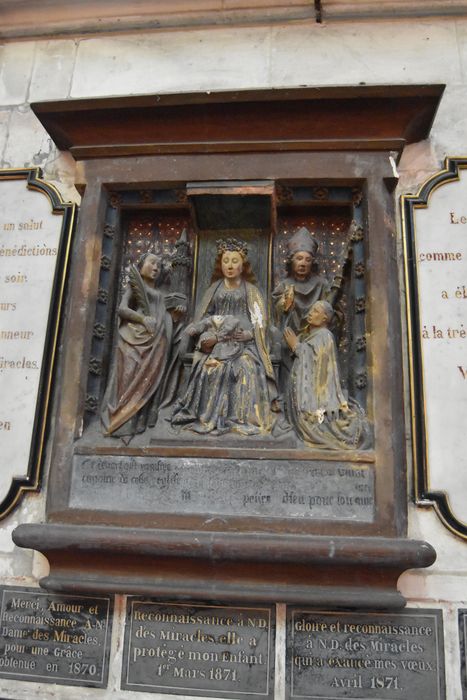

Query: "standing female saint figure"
<box><xmin>171</xmin><ymin>239</ymin><xmax>277</xmax><ymax>435</ymax></box>
<box><xmin>102</xmin><ymin>252</ymin><xmax>177</xmax><ymax>437</ymax></box>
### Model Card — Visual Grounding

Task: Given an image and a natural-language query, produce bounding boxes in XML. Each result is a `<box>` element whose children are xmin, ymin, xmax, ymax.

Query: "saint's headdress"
<box><xmin>216</xmin><ymin>237</ymin><xmax>248</xmax><ymax>258</ymax></box>
<box><xmin>288</xmin><ymin>227</ymin><xmax>319</xmax><ymax>257</ymax></box>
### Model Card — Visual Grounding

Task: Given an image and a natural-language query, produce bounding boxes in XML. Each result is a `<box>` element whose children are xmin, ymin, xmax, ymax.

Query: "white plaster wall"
<box><xmin>1</xmin><ymin>14</ymin><xmax>467</xmax><ymax>699</ymax></box>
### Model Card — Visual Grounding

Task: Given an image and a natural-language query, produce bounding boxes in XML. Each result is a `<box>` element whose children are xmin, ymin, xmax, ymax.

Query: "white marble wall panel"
<box><xmin>0</xmin><ymin>42</ymin><xmax>35</xmax><ymax>106</ymax></box>
<box><xmin>2</xmin><ymin>107</ymin><xmax>53</xmax><ymax>169</ymax></box>
<box><xmin>0</xmin><ymin>495</ymin><xmax>45</xmax><ymax>578</ymax></box>
<box><xmin>66</xmin><ymin>19</ymin><xmax>464</xmax><ymax>99</ymax></box>
<box><xmin>0</xmin><ymin>110</ymin><xmax>11</xmax><ymax>165</ymax></box>
<box><xmin>270</xmin><ymin>19</ymin><xmax>461</xmax><ymax>86</ymax></box>
<box><xmin>412</xmin><ymin>172</ymin><xmax>467</xmax><ymax>522</ymax></box>
<box><xmin>70</xmin><ymin>27</ymin><xmax>272</xmax><ymax>98</ymax></box>
<box><xmin>453</xmin><ymin>17</ymin><xmax>467</xmax><ymax>82</ymax></box>
<box><xmin>29</xmin><ymin>40</ymin><xmax>78</xmax><ymax>102</ymax></box>
<box><xmin>430</xmin><ymin>83</ymin><xmax>467</xmax><ymax>159</ymax></box>
<box><xmin>406</xmin><ymin>507</ymin><xmax>467</xmax><ymax>574</ymax></box>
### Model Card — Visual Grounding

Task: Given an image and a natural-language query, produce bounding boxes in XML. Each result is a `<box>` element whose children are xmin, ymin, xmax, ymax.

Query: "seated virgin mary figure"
<box><xmin>171</xmin><ymin>238</ymin><xmax>278</xmax><ymax>436</ymax></box>
<box><xmin>284</xmin><ymin>300</ymin><xmax>371</xmax><ymax>450</ymax></box>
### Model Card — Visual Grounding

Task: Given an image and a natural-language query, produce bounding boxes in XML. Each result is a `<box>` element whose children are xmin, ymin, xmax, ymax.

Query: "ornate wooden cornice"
<box><xmin>31</xmin><ymin>85</ymin><xmax>444</xmax><ymax>161</ymax></box>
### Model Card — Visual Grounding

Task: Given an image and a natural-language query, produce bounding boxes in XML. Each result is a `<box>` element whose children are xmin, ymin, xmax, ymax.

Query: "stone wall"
<box><xmin>0</xmin><ymin>15</ymin><xmax>466</xmax><ymax>699</ymax></box>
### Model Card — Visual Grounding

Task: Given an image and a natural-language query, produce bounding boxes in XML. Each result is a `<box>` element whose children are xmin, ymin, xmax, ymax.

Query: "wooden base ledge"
<box><xmin>13</xmin><ymin>524</ymin><xmax>435</xmax><ymax>609</ymax></box>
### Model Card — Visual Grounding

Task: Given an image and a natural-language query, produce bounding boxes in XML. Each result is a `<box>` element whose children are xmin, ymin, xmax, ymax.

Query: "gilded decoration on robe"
<box><xmin>97</xmin><ymin>188</ymin><xmax>371</xmax><ymax>451</ymax></box>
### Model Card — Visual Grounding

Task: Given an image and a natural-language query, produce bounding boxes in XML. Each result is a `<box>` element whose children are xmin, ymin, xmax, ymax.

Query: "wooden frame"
<box><xmin>13</xmin><ymin>87</ymin><xmax>442</xmax><ymax>607</ymax></box>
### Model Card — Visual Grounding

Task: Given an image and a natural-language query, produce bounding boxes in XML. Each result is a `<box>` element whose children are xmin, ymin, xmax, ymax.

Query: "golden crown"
<box><xmin>216</xmin><ymin>238</ymin><xmax>248</xmax><ymax>257</ymax></box>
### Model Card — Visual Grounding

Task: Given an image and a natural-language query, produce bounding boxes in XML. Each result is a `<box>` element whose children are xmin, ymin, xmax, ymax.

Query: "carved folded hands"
<box><xmin>283</xmin><ymin>327</ymin><xmax>299</xmax><ymax>353</ymax></box>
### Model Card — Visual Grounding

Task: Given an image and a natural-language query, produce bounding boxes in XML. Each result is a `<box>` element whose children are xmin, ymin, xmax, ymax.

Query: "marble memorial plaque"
<box><xmin>0</xmin><ymin>170</ymin><xmax>74</xmax><ymax>517</ymax></box>
<box><xmin>459</xmin><ymin>609</ymin><xmax>467</xmax><ymax>699</ymax></box>
<box><xmin>122</xmin><ymin>600</ymin><xmax>275</xmax><ymax>698</ymax></box>
<box><xmin>286</xmin><ymin>608</ymin><xmax>445</xmax><ymax>699</ymax></box>
<box><xmin>70</xmin><ymin>454</ymin><xmax>374</xmax><ymax>522</ymax></box>
<box><xmin>403</xmin><ymin>158</ymin><xmax>467</xmax><ymax>537</ymax></box>
<box><xmin>0</xmin><ymin>586</ymin><xmax>112</xmax><ymax>687</ymax></box>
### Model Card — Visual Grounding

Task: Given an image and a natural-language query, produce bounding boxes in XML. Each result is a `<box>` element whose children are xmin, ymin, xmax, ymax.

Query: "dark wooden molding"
<box><xmin>13</xmin><ymin>524</ymin><xmax>436</xmax><ymax>608</ymax></box>
<box><xmin>31</xmin><ymin>85</ymin><xmax>444</xmax><ymax>161</ymax></box>
<box><xmin>10</xmin><ymin>150</ymin><xmax>423</xmax><ymax>602</ymax></box>
<box><xmin>10</xmin><ymin>101</ymin><xmax>440</xmax><ymax>604</ymax></box>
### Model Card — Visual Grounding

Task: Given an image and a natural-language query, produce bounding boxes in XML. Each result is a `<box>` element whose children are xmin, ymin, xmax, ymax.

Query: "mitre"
<box><xmin>288</xmin><ymin>226</ymin><xmax>319</xmax><ymax>256</ymax></box>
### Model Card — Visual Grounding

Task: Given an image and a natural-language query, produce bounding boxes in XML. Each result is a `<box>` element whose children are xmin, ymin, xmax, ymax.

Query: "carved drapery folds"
<box><xmin>83</xmin><ymin>184</ymin><xmax>370</xmax><ymax>450</ymax></box>
<box><xmin>11</xmin><ymin>87</ymin><xmax>442</xmax><ymax>605</ymax></box>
